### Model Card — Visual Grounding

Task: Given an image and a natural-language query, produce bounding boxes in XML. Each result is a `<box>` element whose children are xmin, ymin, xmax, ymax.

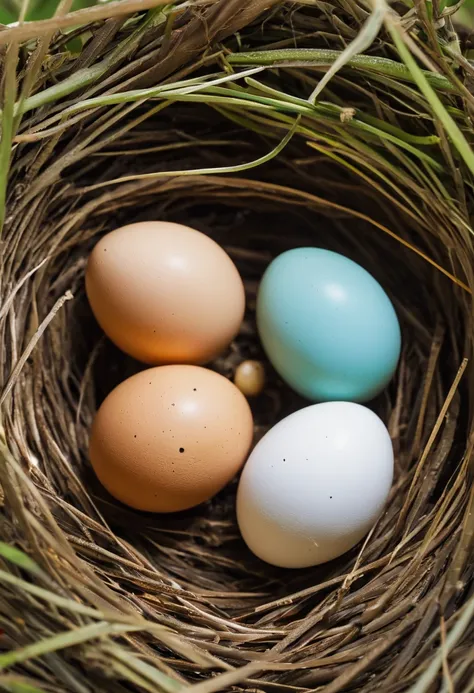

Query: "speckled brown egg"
<box><xmin>85</xmin><ymin>221</ymin><xmax>245</xmax><ymax>364</ymax></box>
<box><xmin>89</xmin><ymin>365</ymin><xmax>254</xmax><ymax>512</ymax></box>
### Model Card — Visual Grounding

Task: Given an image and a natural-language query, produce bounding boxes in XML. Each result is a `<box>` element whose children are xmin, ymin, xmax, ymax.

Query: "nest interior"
<box><xmin>1</xmin><ymin>1</ymin><xmax>474</xmax><ymax>692</ymax></box>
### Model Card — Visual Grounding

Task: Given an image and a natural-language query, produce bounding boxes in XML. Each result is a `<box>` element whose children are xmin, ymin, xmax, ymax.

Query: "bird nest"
<box><xmin>1</xmin><ymin>1</ymin><xmax>474</xmax><ymax>692</ymax></box>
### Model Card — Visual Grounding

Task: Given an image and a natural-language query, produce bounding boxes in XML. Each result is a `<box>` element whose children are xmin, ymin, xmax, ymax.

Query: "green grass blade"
<box><xmin>308</xmin><ymin>0</ymin><xmax>386</xmax><ymax>102</ymax></box>
<box><xmin>90</xmin><ymin>120</ymin><xmax>298</xmax><ymax>189</ymax></box>
<box><xmin>227</xmin><ymin>49</ymin><xmax>453</xmax><ymax>91</ymax></box>
<box><xmin>0</xmin><ymin>42</ymin><xmax>18</xmax><ymax>235</ymax></box>
<box><xmin>0</xmin><ymin>543</ymin><xmax>41</xmax><ymax>575</ymax></box>
<box><xmin>3</xmin><ymin>5</ymin><xmax>169</xmax><ymax>119</ymax></box>
<box><xmin>0</xmin><ymin>677</ymin><xmax>45</xmax><ymax>693</ymax></box>
<box><xmin>388</xmin><ymin>20</ymin><xmax>474</xmax><ymax>176</ymax></box>
<box><xmin>0</xmin><ymin>568</ymin><xmax>108</xmax><ymax>617</ymax></box>
<box><xmin>47</xmin><ymin>67</ymin><xmax>264</xmax><ymax>117</ymax></box>
<box><xmin>0</xmin><ymin>622</ymin><xmax>142</xmax><ymax>670</ymax></box>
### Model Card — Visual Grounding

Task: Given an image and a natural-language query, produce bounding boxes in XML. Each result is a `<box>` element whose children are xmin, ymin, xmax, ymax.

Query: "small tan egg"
<box><xmin>234</xmin><ymin>360</ymin><xmax>265</xmax><ymax>397</ymax></box>
<box><xmin>89</xmin><ymin>365</ymin><xmax>253</xmax><ymax>512</ymax></box>
<box><xmin>86</xmin><ymin>221</ymin><xmax>245</xmax><ymax>365</ymax></box>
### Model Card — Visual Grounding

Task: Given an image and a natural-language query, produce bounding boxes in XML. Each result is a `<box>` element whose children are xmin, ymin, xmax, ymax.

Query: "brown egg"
<box><xmin>89</xmin><ymin>365</ymin><xmax>253</xmax><ymax>512</ymax></box>
<box><xmin>86</xmin><ymin>221</ymin><xmax>245</xmax><ymax>364</ymax></box>
<box><xmin>234</xmin><ymin>360</ymin><xmax>265</xmax><ymax>397</ymax></box>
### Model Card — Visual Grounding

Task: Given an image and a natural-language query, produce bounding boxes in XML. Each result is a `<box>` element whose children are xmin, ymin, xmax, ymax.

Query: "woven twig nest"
<box><xmin>1</xmin><ymin>1</ymin><xmax>474</xmax><ymax>691</ymax></box>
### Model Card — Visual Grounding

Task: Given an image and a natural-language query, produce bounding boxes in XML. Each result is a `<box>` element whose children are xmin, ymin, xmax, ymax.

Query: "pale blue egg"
<box><xmin>256</xmin><ymin>248</ymin><xmax>401</xmax><ymax>402</ymax></box>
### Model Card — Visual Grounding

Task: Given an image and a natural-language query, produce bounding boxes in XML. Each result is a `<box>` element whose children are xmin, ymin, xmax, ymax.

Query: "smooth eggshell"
<box><xmin>234</xmin><ymin>360</ymin><xmax>265</xmax><ymax>397</ymax></box>
<box><xmin>257</xmin><ymin>248</ymin><xmax>401</xmax><ymax>402</ymax></box>
<box><xmin>86</xmin><ymin>221</ymin><xmax>245</xmax><ymax>364</ymax></box>
<box><xmin>237</xmin><ymin>402</ymin><xmax>393</xmax><ymax>568</ymax></box>
<box><xmin>89</xmin><ymin>365</ymin><xmax>253</xmax><ymax>512</ymax></box>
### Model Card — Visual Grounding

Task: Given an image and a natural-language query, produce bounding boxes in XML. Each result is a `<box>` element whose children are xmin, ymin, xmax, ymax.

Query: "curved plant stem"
<box><xmin>228</xmin><ymin>48</ymin><xmax>453</xmax><ymax>91</ymax></box>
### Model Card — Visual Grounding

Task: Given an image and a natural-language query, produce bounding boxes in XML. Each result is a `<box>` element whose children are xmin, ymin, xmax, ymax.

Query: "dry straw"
<box><xmin>1</xmin><ymin>0</ymin><xmax>474</xmax><ymax>691</ymax></box>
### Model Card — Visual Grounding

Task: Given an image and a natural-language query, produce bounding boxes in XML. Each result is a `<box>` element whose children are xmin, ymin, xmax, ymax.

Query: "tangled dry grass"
<box><xmin>0</xmin><ymin>1</ymin><xmax>474</xmax><ymax>691</ymax></box>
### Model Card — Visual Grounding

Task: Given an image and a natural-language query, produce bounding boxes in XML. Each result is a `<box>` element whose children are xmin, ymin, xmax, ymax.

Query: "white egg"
<box><xmin>236</xmin><ymin>402</ymin><xmax>393</xmax><ymax>568</ymax></box>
